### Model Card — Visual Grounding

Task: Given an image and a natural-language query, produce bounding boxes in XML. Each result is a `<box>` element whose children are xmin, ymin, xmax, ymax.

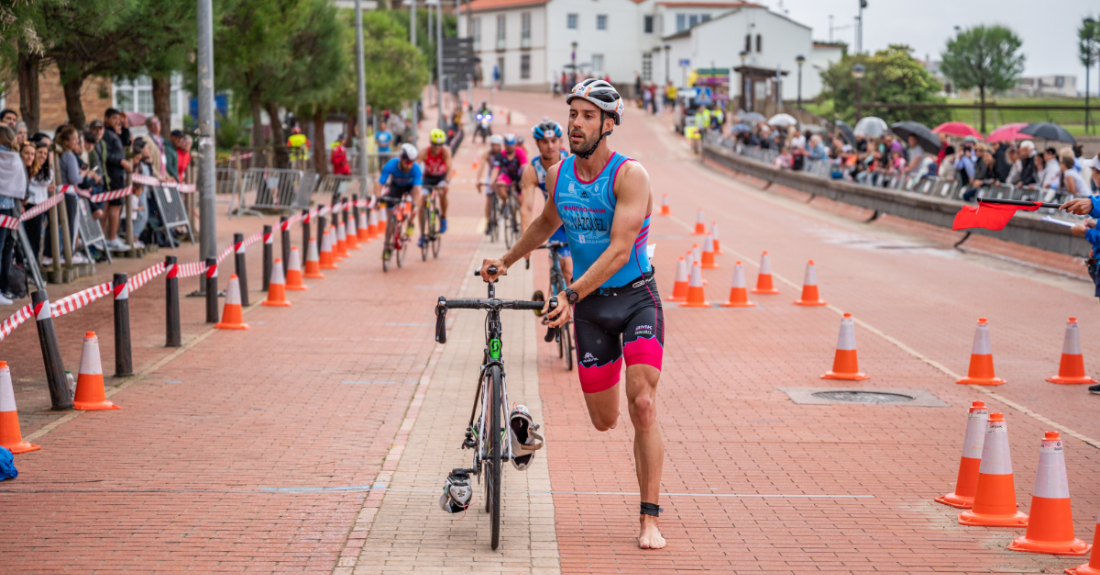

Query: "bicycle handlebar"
<box><xmin>434</xmin><ymin>291</ymin><xmax>556</xmax><ymax>344</ymax></box>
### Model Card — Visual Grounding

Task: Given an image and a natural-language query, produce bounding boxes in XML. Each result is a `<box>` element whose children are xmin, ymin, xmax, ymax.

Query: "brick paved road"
<box><xmin>3</xmin><ymin>92</ymin><xmax>1100</xmax><ymax>575</ymax></box>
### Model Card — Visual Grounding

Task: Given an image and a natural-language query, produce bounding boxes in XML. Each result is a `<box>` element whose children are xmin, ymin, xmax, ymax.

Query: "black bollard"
<box><xmin>205</xmin><ymin>257</ymin><xmax>219</xmax><ymax>323</ymax></box>
<box><xmin>316</xmin><ymin>210</ymin><xmax>326</xmax><ymax>250</ymax></box>
<box><xmin>31</xmin><ymin>290</ymin><xmax>72</xmax><ymax>410</ymax></box>
<box><xmin>165</xmin><ymin>256</ymin><xmax>180</xmax><ymax>347</ymax></box>
<box><xmin>233</xmin><ymin>233</ymin><xmax>249</xmax><ymax>307</ymax></box>
<box><xmin>113</xmin><ymin>272</ymin><xmax>133</xmax><ymax>377</ymax></box>
<box><xmin>262</xmin><ymin>225</ymin><xmax>273</xmax><ymax>292</ymax></box>
<box><xmin>301</xmin><ymin>209</ymin><xmax>311</xmax><ymax>261</ymax></box>
<box><xmin>279</xmin><ymin>217</ymin><xmax>290</xmax><ymax>275</ymax></box>
<box><xmin>351</xmin><ymin>194</ymin><xmax>360</xmax><ymax>235</ymax></box>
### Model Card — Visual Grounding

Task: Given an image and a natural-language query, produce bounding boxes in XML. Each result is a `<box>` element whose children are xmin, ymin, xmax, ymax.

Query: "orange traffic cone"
<box><xmin>668</xmin><ymin>257</ymin><xmax>689</xmax><ymax>302</ymax></box>
<box><xmin>690</xmin><ymin>244</ymin><xmax>701</xmax><ymax>265</ymax></box>
<box><xmin>333</xmin><ymin>223</ymin><xmax>348</xmax><ymax>259</ymax></box>
<box><xmin>0</xmin><ymin>361</ymin><xmax>40</xmax><ymax>453</ymax></box>
<box><xmin>214</xmin><ymin>275</ymin><xmax>249</xmax><ymax>330</ymax></box>
<box><xmin>369</xmin><ymin>208</ymin><xmax>382</xmax><ymax>239</ymax></box>
<box><xmin>346</xmin><ymin>213</ymin><xmax>360</xmax><ymax>250</ymax></box>
<box><xmin>821</xmin><ymin>313</ymin><xmax>869</xmax><ymax>380</ymax></box>
<box><xmin>693</xmin><ymin>209</ymin><xmax>706</xmax><ymax>235</ymax></box>
<box><xmin>1047</xmin><ymin>318</ymin><xmax>1097</xmax><ymax>384</ymax></box>
<box><xmin>262</xmin><ymin>259</ymin><xmax>292</xmax><ymax>307</ymax></box>
<box><xmin>720</xmin><ymin>261</ymin><xmax>756</xmax><ymax>308</ymax></box>
<box><xmin>710</xmin><ymin>222</ymin><xmax>722</xmax><ymax>254</ymax></box>
<box><xmin>679</xmin><ymin>261</ymin><xmax>709</xmax><ymax>308</ymax></box>
<box><xmin>958</xmin><ymin>413</ymin><xmax>1029</xmax><ymax>527</ymax></box>
<box><xmin>358</xmin><ymin>210</ymin><xmax>371</xmax><ymax>242</ymax></box>
<box><xmin>73</xmin><ymin>332</ymin><xmax>121</xmax><ymax>410</ymax></box>
<box><xmin>957</xmin><ymin>318</ymin><xmax>1005</xmax><ymax>386</ymax></box>
<box><xmin>751</xmin><ymin>251</ymin><xmax>780</xmax><ymax>294</ymax></box>
<box><xmin>659</xmin><ymin>194</ymin><xmax>671</xmax><ymax>216</ymax></box>
<box><xmin>319</xmin><ymin>231</ymin><xmax>339</xmax><ymax>270</ymax></box>
<box><xmin>286</xmin><ymin>247</ymin><xmax>308</xmax><ymax>290</ymax></box>
<box><xmin>303</xmin><ymin>238</ymin><xmax>325</xmax><ymax>279</ymax></box>
<box><xmin>1008</xmin><ymin>431</ymin><xmax>1091</xmax><ymax>555</ymax></box>
<box><xmin>936</xmin><ymin>401</ymin><xmax>990</xmax><ymax>508</ymax></box>
<box><xmin>793</xmin><ymin>260</ymin><xmax>827</xmax><ymax>306</ymax></box>
<box><xmin>701</xmin><ymin>234</ymin><xmax>719</xmax><ymax>269</ymax></box>
<box><xmin>1066</xmin><ymin>507</ymin><xmax>1100</xmax><ymax>574</ymax></box>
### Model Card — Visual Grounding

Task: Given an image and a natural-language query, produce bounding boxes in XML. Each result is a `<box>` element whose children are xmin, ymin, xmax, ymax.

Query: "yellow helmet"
<box><xmin>430</xmin><ymin>128</ymin><xmax>446</xmax><ymax>145</ymax></box>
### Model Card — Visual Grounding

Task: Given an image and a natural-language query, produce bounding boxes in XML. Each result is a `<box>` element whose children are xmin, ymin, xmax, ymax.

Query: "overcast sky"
<box><xmin>760</xmin><ymin>0</ymin><xmax>1098</xmax><ymax>94</ymax></box>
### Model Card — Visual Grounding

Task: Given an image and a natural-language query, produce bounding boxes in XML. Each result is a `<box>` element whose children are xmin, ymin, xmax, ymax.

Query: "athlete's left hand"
<box><xmin>543</xmin><ymin>291</ymin><xmax>571</xmax><ymax>327</ymax></box>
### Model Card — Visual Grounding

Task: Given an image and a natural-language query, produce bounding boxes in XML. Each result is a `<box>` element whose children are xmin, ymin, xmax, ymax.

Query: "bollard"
<box><xmin>113</xmin><ymin>272</ymin><xmax>133</xmax><ymax>377</ymax></box>
<box><xmin>279</xmin><ymin>217</ymin><xmax>291</xmax><ymax>275</ymax></box>
<box><xmin>342</xmin><ymin>200</ymin><xmax>350</xmax><ymax>228</ymax></box>
<box><xmin>262</xmin><ymin>225</ymin><xmax>273</xmax><ymax>292</ymax></box>
<box><xmin>316</xmin><ymin>210</ymin><xmax>327</xmax><ymax>250</ymax></box>
<box><xmin>165</xmin><ymin>256</ymin><xmax>180</xmax><ymax>347</ymax></box>
<box><xmin>301</xmin><ymin>209</ymin><xmax>311</xmax><ymax>262</ymax></box>
<box><xmin>233</xmin><ymin>233</ymin><xmax>249</xmax><ymax>307</ymax></box>
<box><xmin>351</xmin><ymin>194</ymin><xmax>360</xmax><ymax>234</ymax></box>
<box><xmin>205</xmin><ymin>257</ymin><xmax>219</xmax><ymax>323</ymax></box>
<box><xmin>31</xmin><ymin>290</ymin><xmax>72</xmax><ymax>410</ymax></box>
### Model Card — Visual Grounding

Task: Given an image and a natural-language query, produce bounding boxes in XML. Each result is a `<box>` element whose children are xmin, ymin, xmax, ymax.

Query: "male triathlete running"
<box><xmin>419</xmin><ymin>128</ymin><xmax>453</xmax><ymax>240</ymax></box>
<box><xmin>475</xmin><ymin>134</ymin><xmax>505</xmax><ymax>229</ymax></box>
<box><xmin>520</xmin><ymin>120</ymin><xmax>572</xmax><ymax>280</ymax></box>
<box><xmin>480</xmin><ymin>79</ymin><xmax>666</xmax><ymax>549</ymax></box>
<box><xmin>374</xmin><ymin>143</ymin><xmax>423</xmax><ymax>257</ymax></box>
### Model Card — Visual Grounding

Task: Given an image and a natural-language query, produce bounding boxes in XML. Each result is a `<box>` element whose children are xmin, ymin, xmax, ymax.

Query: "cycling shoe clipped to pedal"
<box><xmin>509</xmin><ymin>405</ymin><xmax>544</xmax><ymax>471</ymax></box>
<box><xmin>439</xmin><ymin>469</ymin><xmax>473</xmax><ymax>513</ymax></box>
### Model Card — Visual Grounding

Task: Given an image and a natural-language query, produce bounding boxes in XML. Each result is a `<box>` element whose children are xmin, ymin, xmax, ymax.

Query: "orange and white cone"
<box><xmin>262</xmin><ymin>259</ymin><xmax>292</xmax><ymax>307</ymax></box>
<box><xmin>958</xmin><ymin>413</ymin><xmax>1029</xmax><ymax>527</ymax></box>
<box><xmin>680</xmin><ymin>261</ymin><xmax>710</xmax><ymax>308</ymax></box>
<box><xmin>793</xmin><ymin>260</ymin><xmax>827</xmax><ymax>306</ymax></box>
<box><xmin>720</xmin><ymin>261</ymin><xmax>756</xmax><ymax>308</ymax></box>
<box><xmin>1066</xmin><ymin>506</ymin><xmax>1100</xmax><ymax>574</ymax></box>
<box><xmin>701</xmin><ymin>234</ymin><xmax>719</xmax><ymax>269</ymax></box>
<box><xmin>693</xmin><ymin>209</ymin><xmax>706</xmax><ymax>235</ymax></box>
<box><xmin>821</xmin><ymin>313</ymin><xmax>869</xmax><ymax>380</ymax></box>
<box><xmin>371</xmin><ymin>208</ymin><xmax>383</xmax><ymax>239</ymax></box>
<box><xmin>1008</xmin><ymin>431</ymin><xmax>1091</xmax><ymax>555</ymax></box>
<box><xmin>333</xmin><ymin>223</ymin><xmax>348</xmax><ymax>259</ymax></box>
<box><xmin>346</xmin><ymin>213</ymin><xmax>360</xmax><ymax>250</ymax></box>
<box><xmin>936</xmin><ymin>401</ymin><xmax>990</xmax><ymax>508</ymax></box>
<box><xmin>358</xmin><ymin>209</ymin><xmax>371</xmax><ymax>242</ymax></box>
<box><xmin>214</xmin><ymin>275</ymin><xmax>249</xmax><ymax>330</ymax></box>
<box><xmin>668</xmin><ymin>257</ymin><xmax>689</xmax><ymax>302</ymax></box>
<box><xmin>690</xmin><ymin>244</ymin><xmax>701</xmax><ymax>265</ymax></box>
<box><xmin>957</xmin><ymin>318</ymin><xmax>1005</xmax><ymax>386</ymax></box>
<box><xmin>319</xmin><ymin>231</ymin><xmax>338</xmax><ymax>270</ymax></box>
<box><xmin>1047</xmin><ymin>318</ymin><xmax>1097</xmax><ymax>384</ymax></box>
<box><xmin>0</xmin><ymin>361</ymin><xmax>40</xmax><ymax>453</ymax></box>
<box><xmin>286</xmin><ymin>247</ymin><xmax>308</xmax><ymax>291</ymax></box>
<box><xmin>73</xmin><ymin>332</ymin><xmax>121</xmax><ymax>410</ymax></box>
<box><xmin>710</xmin><ymin>222</ymin><xmax>722</xmax><ymax>254</ymax></box>
<box><xmin>303</xmin><ymin>238</ymin><xmax>325</xmax><ymax>279</ymax></box>
<box><xmin>751</xmin><ymin>251</ymin><xmax>780</xmax><ymax>294</ymax></box>
<box><xmin>660</xmin><ymin>194</ymin><xmax>671</xmax><ymax>216</ymax></box>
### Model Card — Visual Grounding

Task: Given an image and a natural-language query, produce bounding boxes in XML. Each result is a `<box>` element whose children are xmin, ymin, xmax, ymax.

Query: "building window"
<box><xmin>592</xmin><ymin>54</ymin><xmax>604</xmax><ymax>74</ymax></box>
<box><xmin>497</xmin><ymin>15</ymin><xmax>506</xmax><ymax>41</ymax></box>
<box><xmin>744</xmin><ymin>34</ymin><xmax>751</xmax><ymax>52</ymax></box>
<box><xmin>642</xmin><ymin>53</ymin><xmax>652</xmax><ymax>81</ymax></box>
<box><xmin>567</xmin><ymin>13</ymin><xmax>577</xmax><ymax>29</ymax></box>
<box><xmin>688</xmin><ymin>14</ymin><xmax>698</xmax><ymax>27</ymax></box>
<box><xmin>597</xmin><ymin>14</ymin><xmax>607</xmax><ymax>30</ymax></box>
<box><xmin>644</xmin><ymin>15</ymin><xmax>653</xmax><ymax>34</ymax></box>
<box><xmin>114</xmin><ymin>76</ymin><xmax>179</xmax><ymax>117</ymax></box>
<box><xmin>521</xmin><ymin>54</ymin><xmax>531</xmax><ymax>79</ymax></box>
<box><xmin>522</xmin><ymin>12</ymin><xmax>531</xmax><ymax>40</ymax></box>
<box><xmin>472</xmin><ymin>17</ymin><xmax>481</xmax><ymax>51</ymax></box>
<box><xmin>701</xmin><ymin>13</ymin><xmax>710</xmax><ymax>22</ymax></box>
<box><xmin>755</xmin><ymin>34</ymin><xmax>761</xmax><ymax>52</ymax></box>
<box><xmin>676</xmin><ymin>13</ymin><xmax>686</xmax><ymax>32</ymax></box>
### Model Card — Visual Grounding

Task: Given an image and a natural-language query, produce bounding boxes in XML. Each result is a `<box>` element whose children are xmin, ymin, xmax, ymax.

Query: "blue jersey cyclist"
<box><xmin>479</xmin><ymin>79</ymin><xmax>667</xmax><ymax>550</ymax></box>
<box><xmin>520</xmin><ymin>120</ymin><xmax>572</xmax><ymax>280</ymax></box>
<box><xmin>374</xmin><ymin>143</ymin><xmax>424</xmax><ymax>248</ymax></box>
<box><xmin>1058</xmin><ymin>184</ymin><xmax>1100</xmax><ymax>395</ymax></box>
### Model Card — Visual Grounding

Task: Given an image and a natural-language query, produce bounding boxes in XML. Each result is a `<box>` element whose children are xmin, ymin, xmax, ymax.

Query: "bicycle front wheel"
<box><xmin>503</xmin><ymin>201</ymin><xmax>515</xmax><ymax>249</ymax></box>
<box><xmin>382</xmin><ymin>215</ymin><xmax>396</xmax><ymax>272</ymax></box>
<box><xmin>486</xmin><ymin>364</ymin><xmax>503</xmax><ymax>550</ymax></box>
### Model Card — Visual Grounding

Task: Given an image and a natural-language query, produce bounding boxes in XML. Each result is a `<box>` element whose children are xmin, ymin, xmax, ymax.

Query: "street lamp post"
<box><xmin>571</xmin><ymin>41</ymin><xmax>577</xmax><ymax>87</ymax></box>
<box><xmin>664</xmin><ymin>44</ymin><xmax>671</xmax><ymax>85</ymax></box>
<box><xmin>354</xmin><ymin>0</ymin><xmax>369</xmax><ymax>183</ymax></box>
<box><xmin>795</xmin><ymin>54</ymin><xmax>805</xmax><ymax>111</ymax></box>
<box><xmin>1087</xmin><ymin>17</ymin><xmax>1095</xmax><ymax>134</ymax></box>
<box><xmin>409</xmin><ymin>0</ymin><xmax>418</xmax><ymax>139</ymax></box>
<box><xmin>196</xmin><ymin>0</ymin><xmax>216</xmax><ymax>261</ymax></box>
<box><xmin>739</xmin><ymin>50</ymin><xmax>748</xmax><ymax>112</ymax></box>
<box><xmin>852</xmin><ymin>63</ymin><xmax>865</xmax><ymax>121</ymax></box>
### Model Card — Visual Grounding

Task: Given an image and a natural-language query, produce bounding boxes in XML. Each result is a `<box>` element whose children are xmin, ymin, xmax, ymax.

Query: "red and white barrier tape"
<box><xmin>132</xmin><ymin>173</ymin><xmax>196</xmax><ymax>193</ymax></box>
<box><xmin>51</xmin><ymin>280</ymin><xmax>113</xmax><ymax>319</ymax></box>
<box><xmin>0</xmin><ymin>304</ymin><xmax>34</xmax><ymax>342</ymax></box>
<box><xmin>217</xmin><ymin>243</ymin><xmax>234</xmax><ymax>264</ymax></box>
<box><xmin>17</xmin><ymin>193</ymin><xmax>66</xmax><ymax>223</ymax></box>
<box><xmin>127</xmin><ymin>263</ymin><xmax>166</xmax><ymax>292</ymax></box>
<box><xmin>175</xmin><ymin>261</ymin><xmax>207</xmax><ymax>279</ymax></box>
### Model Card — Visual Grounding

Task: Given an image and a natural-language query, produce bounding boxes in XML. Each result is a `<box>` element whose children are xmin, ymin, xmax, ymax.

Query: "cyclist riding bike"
<box><xmin>491</xmin><ymin>133</ymin><xmax>528</xmax><ymax>207</ymax></box>
<box><xmin>520</xmin><ymin>120</ymin><xmax>571</xmax><ymax>279</ymax></box>
<box><xmin>419</xmin><ymin>128</ymin><xmax>453</xmax><ymax>238</ymax></box>
<box><xmin>475</xmin><ymin>134</ymin><xmax>505</xmax><ymax>228</ymax></box>
<box><xmin>374</xmin><ymin>143</ymin><xmax>423</xmax><ymax>257</ymax></box>
<box><xmin>480</xmin><ymin>79</ymin><xmax>666</xmax><ymax>550</ymax></box>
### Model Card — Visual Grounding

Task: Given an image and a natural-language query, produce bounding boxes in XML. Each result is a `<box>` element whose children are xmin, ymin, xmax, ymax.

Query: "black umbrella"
<box><xmin>1020</xmin><ymin>122</ymin><xmax>1076</xmax><ymax>145</ymax></box>
<box><xmin>890</xmin><ymin>121</ymin><xmax>940</xmax><ymax>154</ymax></box>
<box><xmin>835</xmin><ymin>120</ymin><xmax>857</xmax><ymax>147</ymax></box>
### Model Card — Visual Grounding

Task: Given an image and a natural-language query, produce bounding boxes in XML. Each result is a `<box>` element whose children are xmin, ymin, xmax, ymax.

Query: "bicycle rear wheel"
<box><xmin>489</xmin><ymin>195</ymin><xmax>500</xmax><ymax>243</ymax></box>
<box><xmin>397</xmin><ymin>223</ymin><xmax>408</xmax><ymax>268</ymax></box>
<box><xmin>486</xmin><ymin>365</ymin><xmax>503</xmax><ymax>549</ymax></box>
<box><xmin>382</xmin><ymin>215</ymin><xmax>396</xmax><ymax>272</ymax></box>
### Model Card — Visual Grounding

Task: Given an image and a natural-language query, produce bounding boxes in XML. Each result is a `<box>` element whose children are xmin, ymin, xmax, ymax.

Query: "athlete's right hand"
<box><xmin>480</xmin><ymin>259</ymin><xmax>506</xmax><ymax>282</ymax></box>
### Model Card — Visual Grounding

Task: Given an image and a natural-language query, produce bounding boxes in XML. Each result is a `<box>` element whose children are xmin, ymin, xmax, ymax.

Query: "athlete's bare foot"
<box><xmin>638</xmin><ymin>514</ymin><xmax>666</xmax><ymax>549</ymax></box>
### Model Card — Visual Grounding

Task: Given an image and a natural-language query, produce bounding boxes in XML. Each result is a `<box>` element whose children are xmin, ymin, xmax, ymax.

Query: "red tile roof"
<box><xmin>655</xmin><ymin>1</ymin><xmax>758</xmax><ymax>6</ymax></box>
<box><xmin>467</xmin><ymin>0</ymin><xmax>546</xmax><ymax>11</ymax></box>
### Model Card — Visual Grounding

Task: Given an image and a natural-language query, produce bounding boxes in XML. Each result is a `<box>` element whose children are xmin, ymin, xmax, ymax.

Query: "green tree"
<box><xmin>360</xmin><ymin>10</ymin><xmax>429</xmax><ymax>112</ymax></box>
<box><xmin>0</xmin><ymin>0</ymin><xmax>50</xmax><ymax>133</ymax></box>
<box><xmin>1080</xmin><ymin>16</ymin><xmax>1099</xmax><ymax>134</ymax></box>
<box><xmin>940</xmin><ymin>25</ymin><xmax>1025</xmax><ymax>133</ymax></box>
<box><xmin>820</xmin><ymin>45</ymin><xmax>949</xmax><ymax>126</ymax></box>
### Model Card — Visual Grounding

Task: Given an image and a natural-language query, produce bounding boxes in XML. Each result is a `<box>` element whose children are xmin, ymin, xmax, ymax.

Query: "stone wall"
<box><xmin>4</xmin><ymin>63</ymin><xmax>114</xmax><ymax>132</ymax></box>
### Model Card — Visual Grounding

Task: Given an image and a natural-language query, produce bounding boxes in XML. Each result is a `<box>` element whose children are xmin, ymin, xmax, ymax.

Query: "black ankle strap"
<box><xmin>640</xmin><ymin>502</ymin><xmax>661</xmax><ymax>517</ymax></box>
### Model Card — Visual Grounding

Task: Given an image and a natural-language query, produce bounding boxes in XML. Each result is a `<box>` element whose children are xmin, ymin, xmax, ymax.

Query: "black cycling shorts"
<box><xmin>423</xmin><ymin>174</ymin><xmax>446</xmax><ymax>189</ymax></box>
<box><xmin>381</xmin><ymin>184</ymin><xmax>415</xmax><ymax>206</ymax></box>
<box><xmin>572</xmin><ymin>271</ymin><xmax>664</xmax><ymax>393</ymax></box>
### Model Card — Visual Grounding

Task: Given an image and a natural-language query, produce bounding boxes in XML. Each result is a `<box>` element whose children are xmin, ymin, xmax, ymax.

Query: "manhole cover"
<box><xmin>811</xmin><ymin>390</ymin><xmax>915</xmax><ymax>404</ymax></box>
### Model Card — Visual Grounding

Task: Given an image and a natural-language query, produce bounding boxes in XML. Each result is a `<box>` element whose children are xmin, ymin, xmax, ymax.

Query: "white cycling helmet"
<box><xmin>489</xmin><ymin>134</ymin><xmax>504</xmax><ymax>145</ymax></box>
<box><xmin>565</xmin><ymin>79</ymin><xmax>624</xmax><ymax>126</ymax></box>
<box><xmin>399</xmin><ymin>143</ymin><xmax>418</xmax><ymax>161</ymax></box>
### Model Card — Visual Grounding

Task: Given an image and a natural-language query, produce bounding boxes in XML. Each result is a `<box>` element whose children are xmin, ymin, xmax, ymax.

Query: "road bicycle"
<box><xmin>380</xmin><ymin>192</ymin><xmax>414</xmax><ymax>272</ymax></box>
<box><xmin>434</xmin><ymin>267</ymin><xmax>553</xmax><ymax>550</ymax></box>
<box><xmin>531</xmin><ymin>241</ymin><xmax>574</xmax><ymax>371</ymax></box>
<box><xmin>500</xmin><ymin>182</ymin><xmax>520</xmax><ymax>250</ymax></box>
<box><xmin>421</xmin><ymin>183</ymin><xmax>444</xmax><ymax>261</ymax></box>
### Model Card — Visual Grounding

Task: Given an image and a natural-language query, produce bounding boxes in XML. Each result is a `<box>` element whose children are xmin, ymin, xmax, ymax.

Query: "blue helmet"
<box><xmin>503</xmin><ymin>133</ymin><xmax>517</xmax><ymax>145</ymax></box>
<box><xmin>532</xmin><ymin>120</ymin><xmax>563</xmax><ymax>140</ymax></box>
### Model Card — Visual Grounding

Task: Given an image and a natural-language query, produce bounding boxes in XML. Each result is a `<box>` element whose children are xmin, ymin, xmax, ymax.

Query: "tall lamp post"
<box><xmin>1086</xmin><ymin>17</ymin><xmax>1096</xmax><ymax>134</ymax></box>
<box><xmin>354</xmin><ymin>0</ymin><xmax>369</xmax><ymax>183</ymax></box>
<box><xmin>664</xmin><ymin>44</ymin><xmax>671</xmax><ymax>85</ymax></box>
<box><xmin>795</xmin><ymin>54</ymin><xmax>805</xmax><ymax>111</ymax></box>
<box><xmin>739</xmin><ymin>50</ymin><xmax>748</xmax><ymax>112</ymax></box>
<box><xmin>571</xmin><ymin>41</ymin><xmax>578</xmax><ymax>87</ymax></box>
<box><xmin>852</xmin><ymin>63</ymin><xmax>865</xmax><ymax>121</ymax></box>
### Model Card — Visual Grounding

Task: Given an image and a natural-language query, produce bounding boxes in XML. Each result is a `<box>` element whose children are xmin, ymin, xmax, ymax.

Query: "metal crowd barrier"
<box><xmin>316</xmin><ymin>175</ymin><xmax>367</xmax><ymax>203</ymax></box>
<box><xmin>216</xmin><ymin>168</ymin><xmax>239</xmax><ymax>216</ymax></box>
<box><xmin>149</xmin><ymin>185</ymin><xmax>195</xmax><ymax>248</ymax></box>
<box><xmin>73</xmin><ymin>197</ymin><xmax>111</xmax><ymax>265</ymax></box>
<box><xmin>235</xmin><ymin>168</ymin><xmax>307</xmax><ymax>217</ymax></box>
